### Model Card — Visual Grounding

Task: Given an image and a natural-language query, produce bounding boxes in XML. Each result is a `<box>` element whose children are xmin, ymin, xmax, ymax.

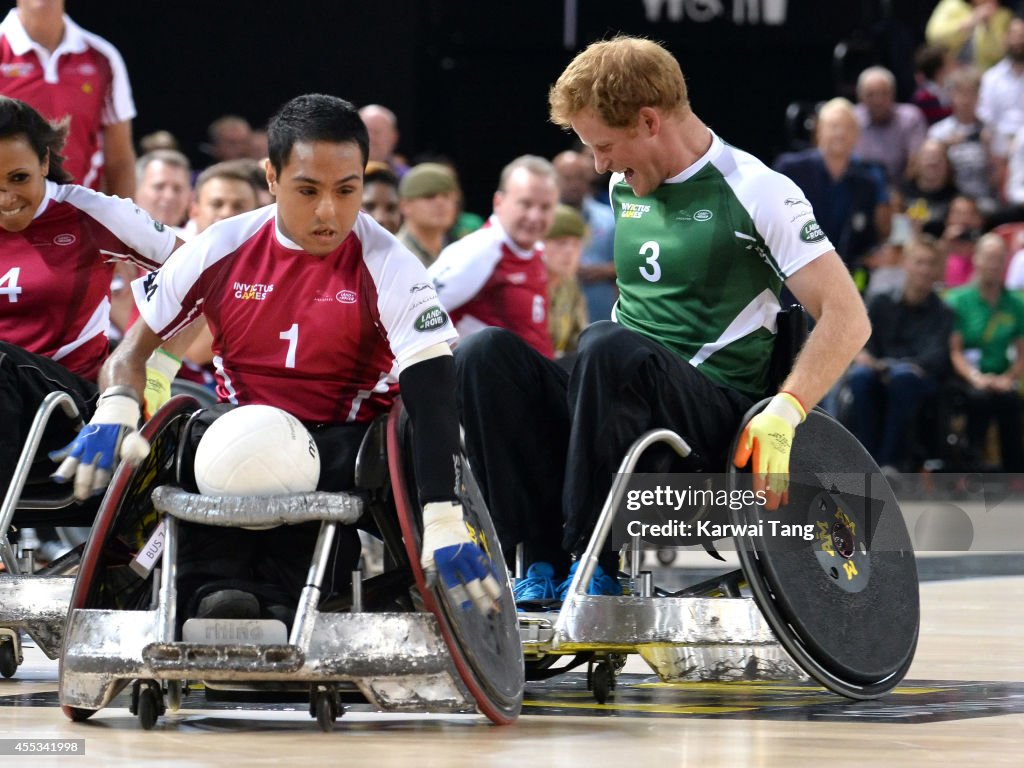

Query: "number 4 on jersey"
<box><xmin>0</xmin><ymin>267</ymin><xmax>22</xmax><ymax>302</ymax></box>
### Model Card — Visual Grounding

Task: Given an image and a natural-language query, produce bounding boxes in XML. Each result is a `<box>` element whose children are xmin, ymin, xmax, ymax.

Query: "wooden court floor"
<box><xmin>1</xmin><ymin>553</ymin><xmax>1022</xmax><ymax>767</ymax></box>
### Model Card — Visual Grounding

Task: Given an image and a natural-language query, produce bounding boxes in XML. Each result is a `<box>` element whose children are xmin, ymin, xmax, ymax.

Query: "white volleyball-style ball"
<box><xmin>194</xmin><ymin>405</ymin><xmax>320</xmax><ymax>496</ymax></box>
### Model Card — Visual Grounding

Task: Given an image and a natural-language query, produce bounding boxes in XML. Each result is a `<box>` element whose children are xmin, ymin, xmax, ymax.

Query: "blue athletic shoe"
<box><xmin>557</xmin><ymin>560</ymin><xmax>622</xmax><ymax>600</ymax></box>
<box><xmin>513</xmin><ymin>562</ymin><xmax>558</xmax><ymax>602</ymax></box>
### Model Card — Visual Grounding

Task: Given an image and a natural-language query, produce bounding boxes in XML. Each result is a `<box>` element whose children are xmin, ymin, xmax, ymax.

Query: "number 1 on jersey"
<box><xmin>279</xmin><ymin>323</ymin><xmax>298</xmax><ymax>368</ymax></box>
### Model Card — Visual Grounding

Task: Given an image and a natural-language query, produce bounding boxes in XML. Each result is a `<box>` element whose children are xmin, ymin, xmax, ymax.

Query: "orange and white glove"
<box><xmin>732</xmin><ymin>392</ymin><xmax>806</xmax><ymax>510</ymax></box>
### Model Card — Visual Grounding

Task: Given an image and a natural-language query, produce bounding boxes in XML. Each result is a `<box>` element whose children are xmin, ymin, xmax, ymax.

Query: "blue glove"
<box><xmin>420</xmin><ymin>501</ymin><xmax>502</xmax><ymax>615</ymax></box>
<box><xmin>50</xmin><ymin>387</ymin><xmax>150</xmax><ymax>501</ymax></box>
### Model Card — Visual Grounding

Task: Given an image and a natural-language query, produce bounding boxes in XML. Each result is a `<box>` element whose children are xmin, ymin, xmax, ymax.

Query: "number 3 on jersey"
<box><xmin>0</xmin><ymin>267</ymin><xmax>22</xmax><ymax>302</ymax></box>
<box><xmin>279</xmin><ymin>323</ymin><xmax>298</xmax><ymax>368</ymax></box>
<box><xmin>638</xmin><ymin>241</ymin><xmax>661</xmax><ymax>283</ymax></box>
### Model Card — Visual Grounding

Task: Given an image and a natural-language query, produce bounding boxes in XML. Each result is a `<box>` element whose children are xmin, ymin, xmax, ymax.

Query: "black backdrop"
<box><xmin>67</xmin><ymin>0</ymin><xmax>935</xmax><ymax>214</ymax></box>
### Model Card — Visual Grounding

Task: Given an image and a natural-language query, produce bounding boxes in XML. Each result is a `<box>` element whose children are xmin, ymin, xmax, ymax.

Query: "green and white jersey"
<box><xmin>610</xmin><ymin>133</ymin><xmax>833</xmax><ymax>398</ymax></box>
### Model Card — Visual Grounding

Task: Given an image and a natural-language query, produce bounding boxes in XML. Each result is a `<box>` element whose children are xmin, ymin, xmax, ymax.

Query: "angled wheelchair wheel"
<box><xmin>60</xmin><ymin>395</ymin><xmax>199</xmax><ymax>722</ymax></box>
<box><xmin>730</xmin><ymin>401</ymin><xmax>919</xmax><ymax>700</ymax></box>
<box><xmin>386</xmin><ymin>400</ymin><xmax>523</xmax><ymax>724</ymax></box>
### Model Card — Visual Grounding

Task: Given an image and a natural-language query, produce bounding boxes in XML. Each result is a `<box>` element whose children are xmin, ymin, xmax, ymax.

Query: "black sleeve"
<box><xmin>398</xmin><ymin>353</ymin><xmax>461</xmax><ymax>505</ymax></box>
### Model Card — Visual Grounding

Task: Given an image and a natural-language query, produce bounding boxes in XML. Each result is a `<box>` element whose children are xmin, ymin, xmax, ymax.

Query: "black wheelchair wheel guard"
<box><xmin>729</xmin><ymin>400</ymin><xmax>919</xmax><ymax>699</ymax></box>
<box><xmin>60</xmin><ymin>395</ymin><xmax>198</xmax><ymax>721</ymax></box>
<box><xmin>386</xmin><ymin>400</ymin><xmax>523</xmax><ymax>724</ymax></box>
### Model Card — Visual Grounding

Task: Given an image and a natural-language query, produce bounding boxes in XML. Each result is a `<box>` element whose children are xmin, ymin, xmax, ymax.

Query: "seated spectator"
<box><xmin>139</xmin><ymin>129</ymin><xmax>179</xmax><ymax>154</ymax></box>
<box><xmin>977</xmin><ymin>17</ymin><xmax>1024</xmax><ymax>175</ymax></box>
<box><xmin>134</xmin><ymin>149</ymin><xmax>192</xmax><ymax>230</ymax></box>
<box><xmin>201</xmin><ymin>115</ymin><xmax>253</xmax><ymax>164</ymax></box>
<box><xmin>544</xmin><ymin>204</ymin><xmax>589</xmax><ymax>363</ymax></box>
<box><xmin>854</xmin><ymin>66</ymin><xmax>928</xmax><ymax>183</ymax></box>
<box><xmin>946</xmin><ymin>233</ymin><xmax>1024</xmax><ymax>471</ymax></box>
<box><xmin>361</xmin><ymin>161</ymin><xmax>401</xmax><ymax>235</ymax></box>
<box><xmin>553</xmin><ymin>149</ymin><xmax>617</xmax><ymax>321</ymax></box>
<box><xmin>846</xmin><ymin>236</ymin><xmax>954</xmax><ymax>472</ymax></box>
<box><xmin>1003</xmin><ymin>224</ymin><xmax>1024</xmax><ymax>289</ymax></box>
<box><xmin>358</xmin><ymin>104</ymin><xmax>408</xmax><ymax>177</ymax></box>
<box><xmin>926</xmin><ymin>0</ymin><xmax>1012</xmax><ymax>71</ymax></box>
<box><xmin>396</xmin><ymin>163</ymin><xmax>460</xmax><ymax>266</ymax></box>
<box><xmin>774</xmin><ymin>98</ymin><xmax>891</xmax><ymax>280</ymax></box>
<box><xmin>928</xmin><ymin>65</ymin><xmax>999</xmax><ymax>213</ymax></box>
<box><xmin>428</xmin><ymin>155</ymin><xmax>558</xmax><ymax>357</ymax></box>
<box><xmin>911</xmin><ymin>44</ymin><xmax>954</xmax><ymax>124</ymax></box>
<box><xmin>940</xmin><ymin>194</ymin><xmax>986</xmax><ymax>286</ymax></box>
<box><xmin>903</xmin><ymin>138</ymin><xmax>960</xmax><ymax>234</ymax></box>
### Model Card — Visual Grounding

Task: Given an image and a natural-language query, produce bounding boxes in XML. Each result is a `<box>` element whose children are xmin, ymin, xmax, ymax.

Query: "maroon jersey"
<box><xmin>428</xmin><ymin>216</ymin><xmax>553</xmax><ymax>358</ymax></box>
<box><xmin>0</xmin><ymin>181</ymin><xmax>175</xmax><ymax>380</ymax></box>
<box><xmin>133</xmin><ymin>207</ymin><xmax>457</xmax><ymax>424</ymax></box>
<box><xmin>0</xmin><ymin>11</ymin><xmax>135</xmax><ymax>189</ymax></box>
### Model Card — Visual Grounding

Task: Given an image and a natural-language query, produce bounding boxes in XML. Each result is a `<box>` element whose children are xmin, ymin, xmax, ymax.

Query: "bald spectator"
<box><xmin>203</xmin><ymin>114</ymin><xmax>253</xmax><ymax>163</ymax></box>
<box><xmin>0</xmin><ymin>0</ymin><xmax>136</xmax><ymax>197</ymax></box>
<box><xmin>397</xmin><ymin>163</ymin><xmax>460</xmax><ymax>266</ymax></box>
<box><xmin>775</xmin><ymin>98</ymin><xmax>891</xmax><ymax>276</ymax></box>
<box><xmin>552</xmin><ymin>150</ymin><xmax>617</xmax><ymax>321</ymax></box>
<box><xmin>359</xmin><ymin>103</ymin><xmax>408</xmax><ymax>177</ymax></box>
<box><xmin>902</xmin><ymin>138</ymin><xmax>959</xmax><ymax>235</ymax></box>
<box><xmin>854</xmin><ymin>66</ymin><xmax>929</xmax><ymax>182</ymax></box>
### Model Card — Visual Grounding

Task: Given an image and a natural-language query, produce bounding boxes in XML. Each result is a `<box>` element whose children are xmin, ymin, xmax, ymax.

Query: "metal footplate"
<box><xmin>0</xmin><ymin>575</ymin><xmax>74</xmax><ymax>659</ymax></box>
<box><xmin>62</xmin><ymin>608</ymin><xmax>477</xmax><ymax>714</ymax></box>
<box><xmin>520</xmin><ymin>594</ymin><xmax>808</xmax><ymax>683</ymax></box>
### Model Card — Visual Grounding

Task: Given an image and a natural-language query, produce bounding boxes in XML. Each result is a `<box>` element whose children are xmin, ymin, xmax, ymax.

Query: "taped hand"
<box><xmin>420</xmin><ymin>500</ymin><xmax>502</xmax><ymax>615</ymax></box>
<box><xmin>143</xmin><ymin>349</ymin><xmax>181</xmax><ymax>420</ymax></box>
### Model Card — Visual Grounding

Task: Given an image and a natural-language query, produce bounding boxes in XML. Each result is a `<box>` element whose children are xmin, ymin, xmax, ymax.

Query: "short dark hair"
<box><xmin>267</xmin><ymin>94</ymin><xmax>368</xmax><ymax>175</ymax></box>
<box><xmin>914</xmin><ymin>44</ymin><xmax>948</xmax><ymax>81</ymax></box>
<box><xmin>0</xmin><ymin>96</ymin><xmax>73</xmax><ymax>183</ymax></box>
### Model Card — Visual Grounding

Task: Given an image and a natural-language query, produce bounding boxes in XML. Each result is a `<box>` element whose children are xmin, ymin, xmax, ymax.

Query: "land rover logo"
<box><xmin>415</xmin><ymin>306</ymin><xmax>448</xmax><ymax>332</ymax></box>
<box><xmin>800</xmin><ymin>220</ymin><xmax>825</xmax><ymax>243</ymax></box>
<box><xmin>694</xmin><ymin>209</ymin><xmax>713</xmax><ymax>221</ymax></box>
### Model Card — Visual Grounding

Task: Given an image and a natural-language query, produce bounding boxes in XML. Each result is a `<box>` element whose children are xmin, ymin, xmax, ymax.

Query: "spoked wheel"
<box><xmin>387</xmin><ymin>400</ymin><xmax>524</xmax><ymax>724</ymax></box>
<box><xmin>59</xmin><ymin>396</ymin><xmax>199</xmax><ymax>722</ymax></box>
<box><xmin>730</xmin><ymin>403</ymin><xmax>919</xmax><ymax>700</ymax></box>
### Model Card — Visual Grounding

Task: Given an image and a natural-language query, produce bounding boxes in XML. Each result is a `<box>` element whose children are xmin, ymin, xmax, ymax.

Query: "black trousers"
<box><xmin>0</xmin><ymin>341</ymin><xmax>98</xmax><ymax>493</ymax></box>
<box><xmin>455</xmin><ymin>322</ymin><xmax>753</xmax><ymax>570</ymax></box>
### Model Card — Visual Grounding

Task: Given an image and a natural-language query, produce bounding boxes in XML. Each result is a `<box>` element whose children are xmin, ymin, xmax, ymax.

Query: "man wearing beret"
<box><xmin>397</xmin><ymin>162</ymin><xmax>460</xmax><ymax>266</ymax></box>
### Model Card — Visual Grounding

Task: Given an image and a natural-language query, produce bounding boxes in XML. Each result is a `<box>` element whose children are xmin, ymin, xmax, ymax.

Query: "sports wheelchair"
<box><xmin>59</xmin><ymin>396</ymin><xmax>522</xmax><ymax>730</ymax></box>
<box><xmin>0</xmin><ymin>391</ymin><xmax>94</xmax><ymax>679</ymax></box>
<box><xmin>518</xmin><ymin>308</ymin><xmax>919</xmax><ymax>703</ymax></box>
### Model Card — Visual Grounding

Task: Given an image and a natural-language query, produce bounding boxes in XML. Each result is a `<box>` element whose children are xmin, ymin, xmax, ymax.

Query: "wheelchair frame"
<box><xmin>0</xmin><ymin>391</ymin><xmax>86</xmax><ymax>677</ymax></box>
<box><xmin>60</xmin><ymin>397</ymin><xmax>523</xmax><ymax>730</ymax></box>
